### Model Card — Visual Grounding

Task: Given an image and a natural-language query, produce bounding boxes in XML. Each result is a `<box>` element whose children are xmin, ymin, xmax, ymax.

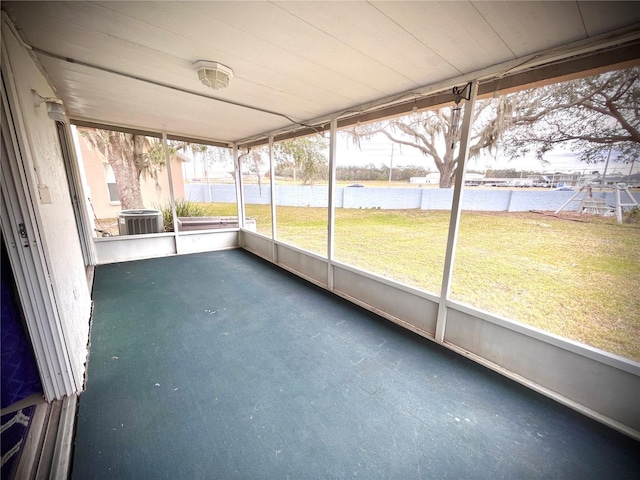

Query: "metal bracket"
<box><xmin>18</xmin><ymin>223</ymin><xmax>29</xmax><ymax>248</ymax></box>
<box><xmin>452</xmin><ymin>82</ymin><xmax>473</xmax><ymax>106</ymax></box>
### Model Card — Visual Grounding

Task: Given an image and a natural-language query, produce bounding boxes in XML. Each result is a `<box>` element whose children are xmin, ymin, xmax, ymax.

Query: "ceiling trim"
<box><xmin>237</xmin><ymin>25</ymin><xmax>640</xmax><ymax>148</ymax></box>
<box><xmin>478</xmin><ymin>42</ymin><xmax>640</xmax><ymax>97</ymax></box>
<box><xmin>72</xmin><ymin>119</ymin><xmax>163</xmax><ymax>139</ymax></box>
<box><xmin>72</xmin><ymin>119</ymin><xmax>232</xmax><ymax>149</ymax></box>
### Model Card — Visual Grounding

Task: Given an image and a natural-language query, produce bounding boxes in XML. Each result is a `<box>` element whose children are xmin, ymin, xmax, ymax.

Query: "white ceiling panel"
<box><xmin>3</xmin><ymin>1</ymin><xmax>639</xmax><ymax>144</ymax></box>
<box><xmin>11</xmin><ymin>1</ymin><xmax>369</xmax><ymax>120</ymax></box>
<box><xmin>185</xmin><ymin>1</ymin><xmax>415</xmax><ymax>95</ymax></box>
<box><xmin>371</xmin><ymin>2</ymin><xmax>515</xmax><ymax>74</ymax></box>
<box><xmin>578</xmin><ymin>1</ymin><xmax>640</xmax><ymax>37</ymax></box>
<box><xmin>97</xmin><ymin>1</ymin><xmax>391</xmax><ymax>99</ymax></box>
<box><xmin>37</xmin><ymin>56</ymin><xmax>290</xmax><ymax>141</ymax></box>
<box><xmin>473</xmin><ymin>2</ymin><xmax>587</xmax><ymax>57</ymax></box>
<box><xmin>18</xmin><ymin>13</ymin><xmax>332</xmax><ymax>123</ymax></box>
<box><xmin>272</xmin><ymin>1</ymin><xmax>459</xmax><ymax>85</ymax></box>
<box><xmin>17</xmin><ymin>2</ymin><xmax>365</xmax><ymax>107</ymax></box>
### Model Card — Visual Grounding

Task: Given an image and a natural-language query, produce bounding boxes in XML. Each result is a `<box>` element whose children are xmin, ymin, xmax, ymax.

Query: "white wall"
<box><xmin>92</xmin><ymin>230</ymin><xmax>240</xmax><ymax>264</ymax></box>
<box><xmin>3</xmin><ymin>23</ymin><xmax>92</xmax><ymax>393</ymax></box>
<box><xmin>187</xmin><ymin>184</ymin><xmax>640</xmax><ymax>212</ymax></box>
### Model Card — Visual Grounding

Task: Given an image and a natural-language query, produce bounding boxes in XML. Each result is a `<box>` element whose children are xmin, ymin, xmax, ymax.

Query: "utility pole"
<box><xmin>601</xmin><ymin>144</ymin><xmax>612</xmax><ymax>191</ymax></box>
<box><xmin>627</xmin><ymin>156</ymin><xmax>636</xmax><ymax>183</ymax></box>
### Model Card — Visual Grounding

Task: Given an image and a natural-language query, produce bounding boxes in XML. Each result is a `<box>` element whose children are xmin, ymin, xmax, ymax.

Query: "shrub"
<box><xmin>157</xmin><ymin>199</ymin><xmax>207</xmax><ymax>231</ymax></box>
<box><xmin>625</xmin><ymin>206</ymin><xmax>640</xmax><ymax>224</ymax></box>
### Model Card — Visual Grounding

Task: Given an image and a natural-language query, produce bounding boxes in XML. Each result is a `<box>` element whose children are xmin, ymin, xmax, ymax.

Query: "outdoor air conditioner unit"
<box><xmin>118</xmin><ymin>209</ymin><xmax>163</xmax><ymax>235</ymax></box>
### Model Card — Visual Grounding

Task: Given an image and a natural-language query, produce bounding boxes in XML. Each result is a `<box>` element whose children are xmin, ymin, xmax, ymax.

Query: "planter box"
<box><xmin>177</xmin><ymin>216</ymin><xmax>256</xmax><ymax>232</ymax></box>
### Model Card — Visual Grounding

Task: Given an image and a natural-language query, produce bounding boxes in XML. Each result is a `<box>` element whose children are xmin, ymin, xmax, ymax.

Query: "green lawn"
<box><xmin>205</xmin><ymin>202</ymin><xmax>640</xmax><ymax>362</ymax></box>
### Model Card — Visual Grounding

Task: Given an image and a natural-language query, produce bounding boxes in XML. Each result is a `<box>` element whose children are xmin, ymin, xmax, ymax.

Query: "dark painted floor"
<box><xmin>72</xmin><ymin>249</ymin><xmax>640</xmax><ymax>480</ymax></box>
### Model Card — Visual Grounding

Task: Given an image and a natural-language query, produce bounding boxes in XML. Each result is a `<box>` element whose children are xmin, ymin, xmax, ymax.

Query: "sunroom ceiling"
<box><xmin>3</xmin><ymin>1</ymin><xmax>640</xmax><ymax>145</ymax></box>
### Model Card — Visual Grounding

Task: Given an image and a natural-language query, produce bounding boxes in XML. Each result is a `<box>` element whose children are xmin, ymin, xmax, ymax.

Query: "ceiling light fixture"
<box><xmin>32</xmin><ymin>90</ymin><xmax>66</xmax><ymax>122</ymax></box>
<box><xmin>193</xmin><ymin>60</ymin><xmax>234</xmax><ymax>90</ymax></box>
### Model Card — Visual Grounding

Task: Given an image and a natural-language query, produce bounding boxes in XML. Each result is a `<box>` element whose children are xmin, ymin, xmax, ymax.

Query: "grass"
<box><xmin>452</xmin><ymin>212</ymin><xmax>640</xmax><ymax>360</ymax></box>
<box><xmin>100</xmin><ymin>201</ymin><xmax>640</xmax><ymax>362</ymax></box>
<box><xmin>245</xmin><ymin>204</ymin><xmax>640</xmax><ymax>362</ymax></box>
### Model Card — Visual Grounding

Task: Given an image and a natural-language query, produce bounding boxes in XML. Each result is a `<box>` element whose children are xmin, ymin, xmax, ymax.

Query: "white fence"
<box><xmin>185</xmin><ymin>184</ymin><xmax>640</xmax><ymax>212</ymax></box>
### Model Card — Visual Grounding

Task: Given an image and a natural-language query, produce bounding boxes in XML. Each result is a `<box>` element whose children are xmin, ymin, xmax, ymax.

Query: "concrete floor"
<box><xmin>72</xmin><ymin>249</ymin><xmax>640</xmax><ymax>479</ymax></box>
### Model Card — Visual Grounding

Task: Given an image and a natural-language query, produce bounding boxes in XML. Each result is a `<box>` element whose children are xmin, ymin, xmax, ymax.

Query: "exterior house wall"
<box><xmin>2</xmin><ymin>25</ymin><xmax>92</xmax><ymax>393</ymax></box>
<box><xmin>76</xmin><ymin>133</ymin><xmax>185</xmax><ymax>219</ymax></box>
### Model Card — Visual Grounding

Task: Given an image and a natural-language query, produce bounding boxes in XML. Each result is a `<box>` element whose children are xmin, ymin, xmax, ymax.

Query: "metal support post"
<box><xmin>327</xmin><ymin>119</ymin><xmax>337</xmax><ymax>290</ymax></box>
<box><xmin>233</xmin><ymin>144</ymin><xmax>245</xmax><ymax>230</ymax></box>
<box><xmin>163</xmin><ymin>132</ymin><xmax>179</xmax><ymax>237</ymax></box>
<box><xmin>269</xmin><ymin>136</ymin><xmax>277</xmax><ymax>262</ymax></box>
<box><xmin>435</xmin><ymin>80</ymin><xmax>479</xmax><ymax>343</ymax></box>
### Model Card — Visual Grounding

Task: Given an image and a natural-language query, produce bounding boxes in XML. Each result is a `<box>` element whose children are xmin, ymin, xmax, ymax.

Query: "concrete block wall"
<box><xmin>185</xmin><ymin>184</ymin><xmax>640</xmax><ymax>213</ymax></box>
<box><xmin>243</xmin><ymin>185</ymin><xmax>272</xmax><ymax>205</ymax></box>
<box><xmin>508</xmin><ymin>190</ymin><xmax>576</xmax><ymax>212</ymax></box>
<box><xmin>419</xmin><ymin>189</ymin><xmax>453</xmax><ymax>210</ymax></box>
<box><xmin>185</xmin><ymin>184</ymin><xmax>239</xmax><ymax>204</ymax></box>
<box><xmin>462</xmin><ymin>190</ymin><xmax>511</xmax><ymax>211</ymax></box>
<box><xmin>343</xmin><ymin>187</ymin><xmax>422</xmax><ymax>209</ymax></box>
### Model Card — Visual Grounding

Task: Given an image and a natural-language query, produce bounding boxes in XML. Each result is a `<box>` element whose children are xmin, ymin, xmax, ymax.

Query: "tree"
<box><xmin>81</xmin><ymin>129</ymin><xmax>152</xmax><ymax>209</ymax></box>
<box><xmin>349</xmin><ymin>67</ymin><xmax>639</xmax><ymax>188</ymax></box>
<box><xmin>349</xmin><ymin>101</ymin><xmax>500</xmax><ymax>188</ymax></box>
<box><xmin>334</xmin><ymin>164</ymin><xmax>429</xmax><ymax>182</ymax></box>
<box><xmin>274</xmin><ymin>136</ymin><xmax>328</xmax><ymax>185</ymax></box>
<box><xmin>498</xmin><ymin>67</ymin><xmax>640</xmax><ymax>165</ymax></box>
<box><xmin>81</xmin><ymin>128</ymin><xmax>193</xmax><ymax>210</ymax></box>
<box><xmin>240</xmin><ymin>148</ymin><xmax>267</xmax><ymax>195</ymax></box>
<box><xmin>195</xmin><ymin>145</ymin><xmax>232</xmax><ymax>182</ymax></box>
<box><xmin>82</xmin><ymin>129</ymin><xmax>145</xmax><ymax>210</ymax></box>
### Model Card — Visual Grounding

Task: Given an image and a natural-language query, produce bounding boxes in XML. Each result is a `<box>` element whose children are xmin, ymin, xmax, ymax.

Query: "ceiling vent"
<box><xmin>193</xmin><ymin>60</ymin><xmax>234</xmax><ymax>90</ymax></box>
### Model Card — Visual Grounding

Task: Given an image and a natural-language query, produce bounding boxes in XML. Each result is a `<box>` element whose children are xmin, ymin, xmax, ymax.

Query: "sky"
<box><xmin>181</xmin><ymin>130</ymin><xmax>639</xmax><ymax>180</ymax></box>
<box><xmin>335</xmin><ymin>132</ymin><xmax>639</xmax><ymax>176</ymax></box>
